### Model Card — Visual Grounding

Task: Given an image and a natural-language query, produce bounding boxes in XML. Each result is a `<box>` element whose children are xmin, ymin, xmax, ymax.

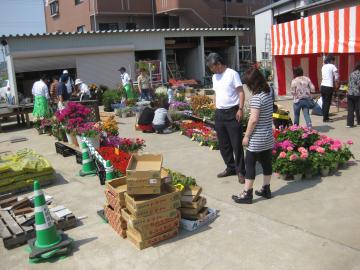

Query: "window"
<box><xmin>77</xmin><ymin>25</ymin><xmax>86</xmax><ymax>32</ymax></box>
<box><xmin>125</xmin><ymin>23</ymin><xmax>137</xmax><ymax>30</ymax></box>
<box><xmin>262</xmin><ymin>52</ymin><xmax>269</xmax><ymax>60</ymax></box>
<box><xmin>50</xmin><ymin>1</ymin><xmax>59</xmax><ymax>16</ymax></box>
<box><xmin>75</xmin><ymin>0</ymin><xmax>83</xmax><ymax>5</ymax></box>
<box><xmin>236</xmin><ymin>0</ymin><xmax>243</xmax><ymax>3</ymax></box>
<box><xmin>99</xmin><ymin>23</ymin><xmax>119</xmax><ymax>31</ymax></box>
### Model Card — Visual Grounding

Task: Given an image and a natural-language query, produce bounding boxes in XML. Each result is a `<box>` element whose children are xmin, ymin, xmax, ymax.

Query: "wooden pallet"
<box><xmin>0</xmin><ymin>210</ymin><xmax>77</xmax><ymax>249</ymax></box>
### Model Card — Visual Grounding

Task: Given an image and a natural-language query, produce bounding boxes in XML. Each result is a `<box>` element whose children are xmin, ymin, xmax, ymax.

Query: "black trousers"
<box><xmin>245</xmin><ymin>149</ymin><xmax>272</xmax><ymax>180</ymax></box>
<box><xmin>215</xmin><ymin>107</ymin><xmax>246</xmax><ymax>176</ymax></box>
<box><xmin>347</xmin><ymin>95</ymin><xmax>360</xmax><ymax>126</ymax></box>
<box><xmin>321</xmin><ymin>86</ymin><xmax>334</xmax><ymax>121</ymax></box>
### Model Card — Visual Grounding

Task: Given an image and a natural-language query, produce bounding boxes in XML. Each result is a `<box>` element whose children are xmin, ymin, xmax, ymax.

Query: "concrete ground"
<box><xmin>0</xmin><ymin>101</ymin><xmax>360</xmax><ymax>270</ymax></box>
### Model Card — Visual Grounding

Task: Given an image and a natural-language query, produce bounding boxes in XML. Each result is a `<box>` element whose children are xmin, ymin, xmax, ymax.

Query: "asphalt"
<box><xmin>0</xmin><ymin>101</ymin><xmax>360</xmax><ymax>270</ymax></box>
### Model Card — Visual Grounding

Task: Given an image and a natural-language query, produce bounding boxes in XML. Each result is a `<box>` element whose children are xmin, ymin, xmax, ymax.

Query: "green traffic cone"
<box><xmin>28</xmin><ymin>181</ymin><xmax>73</xmax><ymax>263</ymax></box>
<box><xmin>33</xmin><ymin>181</ymin><xmax>61</xmax><ymax>248</ymax></box>
<box><xmin>79</xmin><ymin>141</ymin><xmax>96</xmax><ymax>176</ymax></box>
<box><xmin>105</xmin><ymin>160</ymin><xmax>115</xmax><ymax>181</ymax></box>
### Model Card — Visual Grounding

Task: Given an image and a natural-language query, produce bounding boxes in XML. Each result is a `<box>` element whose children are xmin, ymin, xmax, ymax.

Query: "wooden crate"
<box><xmin>0</xmin><ymin>210</ymin><xmax>76</xmax><ymax>249</ymax></box>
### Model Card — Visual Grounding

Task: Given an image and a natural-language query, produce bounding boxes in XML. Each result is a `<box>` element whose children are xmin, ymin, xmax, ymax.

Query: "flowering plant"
<box><xmin>55</xmin><ymin>102</ymin><xmax>91</xmax><ymax>133</ymax></box>
<box><xmin>170</xmin><ymin>101</ymin><xmax>191</xmax><ymax>111</ymax></box>
<box><xmin>102</xmin><ymin>136</ymin><xmax>146</xmax><ymax>153</ymax></box>
<box><xmin>77</xmin><ymin>122</ymin><xmax>101</xmax><ymax>138</ymax></box>
<box><xmin>190</xmin><ymin>95</ymin><xmax>212</xmax><ymax>114</ymax></box>
<box><xmin>98</xmin><ymin>146</ymin><xmax>131</xmax><ymax>174</ymax></box>
<box><xmin>101</xmin><ymin>115</ymin><xmax>119</xmax><ymax>136</ymax></box>
<box><xmin>273</xmin><ymin>126</ymin><xmax>354</xmax><ymax>177</ymax></box>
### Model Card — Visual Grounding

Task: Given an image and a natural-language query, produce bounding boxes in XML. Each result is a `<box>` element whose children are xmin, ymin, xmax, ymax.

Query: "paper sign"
<box><xmin>199</xmin><ymin>142</ymin><xmax>203</xmax><ymax>146</ymax></box>
<box><xmin>149</xmin><ymin>179</ymin><xmax>158</xmax><ymax>185</ymax></box>
<box><xmin>191</xmin><ymin>136</ymin><xmax>195</xmax><ymax>141</ymax></box>
<box><xmin>210</xmin><ymin>145</ymin><xmax>214</xmax><ymax>150</ymax></box>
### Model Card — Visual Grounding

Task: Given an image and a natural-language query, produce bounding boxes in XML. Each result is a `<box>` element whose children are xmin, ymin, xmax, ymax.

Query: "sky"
<box><xmin>0</xmin><ymin>0</ymin><xmax>45</xmax><ymax>61</ymax></box>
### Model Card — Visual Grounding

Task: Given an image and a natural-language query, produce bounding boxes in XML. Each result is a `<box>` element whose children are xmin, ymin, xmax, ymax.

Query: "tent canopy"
<box><xmin>271</xmin><ymin>4</ymin><xmax>360</xmax><ymax>95</ymax></box>
<box><xmin>272</xmin><ymin>5</ymin><xmax>360</xmax><ymax>56</ymax></box>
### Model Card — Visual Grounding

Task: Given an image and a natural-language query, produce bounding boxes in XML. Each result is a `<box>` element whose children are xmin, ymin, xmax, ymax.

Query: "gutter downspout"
<box><xmin>93</xmin><ymin>0</ymin><xmax>97</xmax><ymax>31</ymax></box>
<box><xmin>151</xmin><ymin>0</ymin><xmax>155</xmax><ymax>29</ymax></box>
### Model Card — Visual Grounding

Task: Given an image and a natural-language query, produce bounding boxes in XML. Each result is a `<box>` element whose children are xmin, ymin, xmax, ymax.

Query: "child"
<box><xmin>152</xmin><ymin>100</ymin><xmax>172</xmax><ymax>134</ymax></box>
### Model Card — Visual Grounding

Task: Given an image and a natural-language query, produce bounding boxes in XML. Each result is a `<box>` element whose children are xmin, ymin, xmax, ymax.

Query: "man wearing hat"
<box><xmin>61</xmin><ymin>70</ymin><xmax>74</xmax><ymax>95</ymax></box>
<box><xmin>119</xmin><ymin>67</ymin><xmax>135</xmax><ymax>100</ymax></box>
<box><xmin>75</xmin><ymin>79</ymin><xmax>91</xmax><ymax>101</ymax></box>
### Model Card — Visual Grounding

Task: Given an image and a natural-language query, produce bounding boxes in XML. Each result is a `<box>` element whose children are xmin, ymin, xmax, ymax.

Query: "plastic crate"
<box><xmin>75</xmin><ymin>151</ymin><xmax>82</xmax><ymax>164</ymax></box>
<box><xmin>55</xmin><ymin>142</ymin><xmax>76</xmax><ymax>157</ymax></box>
<box><xmin>95</xmin><ymin>159</ymin><xmax>106</xmax><ymax>185</ymax></box>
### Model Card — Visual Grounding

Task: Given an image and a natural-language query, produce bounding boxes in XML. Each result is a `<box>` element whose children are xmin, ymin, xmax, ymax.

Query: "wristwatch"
<box><xmin>238</xmin><ymin>107</ymin><xmax>243</xmax><ymax>111</ymax></box>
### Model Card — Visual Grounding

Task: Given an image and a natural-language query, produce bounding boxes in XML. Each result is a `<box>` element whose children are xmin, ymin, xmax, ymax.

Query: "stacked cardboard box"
<box><xmin>179</xmin><ymin>186</ymin><xmax>208</xmax><ymax>220</ymax></box>
<box><xmin>126</xmin><ymin>154</ymin><xmax>163</xmax><ymax>195</ymax></box>
<box><xmin>124</xmin><ymin>184</ymin><xmax>181</xmax><ymax>250</ymax></box>
<box><xmin>103</xmin><ymin>177</ymin><xmax>127</xmax><ymax>238</ymax></box>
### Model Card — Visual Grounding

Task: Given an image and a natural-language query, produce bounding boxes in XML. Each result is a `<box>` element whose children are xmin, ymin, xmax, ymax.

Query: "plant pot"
<box><xmin>304</xmin><ymin>172</ymin><xmax>312</xmax><ymax>180</ymax></box>
<box><xmin>274</xmin><ymin>172</ymin><xmax>281</xmax><ymax>179</ymax></box>
<box><xmin>66</xmin><ymin>132</ymin><xmax>73</xmax><ymax>144</ymax></box>
<box><xmin>280</xmin><ymin>174</ymin><xmax>289</xmax><ymax>180</ymax></box>
<box><xmin>320</xmin><ymin>167</ymin><xmax>330</xmax><ymax>177</ymax></box>
<box><xmin>37</xmin><ymin>129</ymin><xmax>44</xmax><ymax>135</ymax></box>
<box><xmin>85</xmin><ymin>136</ymin><xmax>100</xmax><ymax>149</ymax></box>
<box><xmin>293</xmin><ymin>173</ymin><xmax>303</xmax><ymax>181</ymax></box>
<box><xmin>71</xmin><ymin>134</ymin><xmax>79</xmax><ymax>147</ymax></box>
<box><xmin>122</xmin><ymin>112</ymin><xmax>127</xmax><ymax>118</ymax></box>
<box><xmin>76</xmin><ymin>135</ymin><xmax>82</xmax><ymax>146</ymax></box>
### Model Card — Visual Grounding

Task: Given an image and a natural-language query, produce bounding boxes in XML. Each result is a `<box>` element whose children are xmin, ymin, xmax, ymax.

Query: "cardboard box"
<box><xmin>121</xmin><ymin>208</ymin><xmax>179</xmax><ymax>230</ymax></box>
<box><xmin>104</xmin><ymin>205</ymin><xmax>127</xmax><ymax>238</ymax></box>
<box><xmin>181</xmin><ymin>196</ymin><xmax>207</xmax><ymax>209</ymax></box>
<box><xmin>126</xmin><ymin>154</ymin><xmax>163</xmax><ymax>180</ymax></box>
<box><xmin>125</xmin><ymin>184</ymin><xmax>181</xmax><ymax>217</ymax></box>
<box><xmin>181</xmin><ymin>207</ymin><xmax>208</xmax><ymax>220</ymax></box>
<box><xmin>181</xmin><ymin>186</ymin><xmax>202</xmax><ymax>203</ymax></box>
<box><xmin>105</xmin><ymin>177</ymin><xmax>127</xmax><ymax>209</ymax></box>
<box><xmin>180</xmin><ymin>197</ymin><xmax>207</xmax><ymax>216</ymax></box>
<box><xmin>127</xmin><ymin>217</ymin><xmax>179</xmax><ymax>241</ymax></box>
<box><xmin>127</xmin><ymin>227</ymin><xmax>178</xmax><ymax>250</ymax></box>
<box><xmin>127</xmin><ymin>185</ymin><xmax>162</xmax><ymax>195</ymax></box>
<box><xmin>180</xmin><ymin>208</ymin><xmax>218</xmax><ymax>232</ymax></box>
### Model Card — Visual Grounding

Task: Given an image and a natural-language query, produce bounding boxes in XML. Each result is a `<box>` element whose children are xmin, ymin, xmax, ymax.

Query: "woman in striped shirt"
<box><xmin>232</xmin><ymin>68</ymin><xmax>274</xmax><ymax>204</ymax></box>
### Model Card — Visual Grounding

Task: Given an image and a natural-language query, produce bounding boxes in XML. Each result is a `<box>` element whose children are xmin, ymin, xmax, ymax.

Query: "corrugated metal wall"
<box><xmin>76</xmin><ymin>52</ymin><xmax>135</xmax><ymax>89</ymax></box>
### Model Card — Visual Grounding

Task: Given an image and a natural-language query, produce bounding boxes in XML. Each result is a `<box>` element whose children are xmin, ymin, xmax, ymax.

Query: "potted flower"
<box><xmin>338</xmin><ymin>140</ymin><xmax>355</xmax><ymax>168</ymax></box>
<box><xmin>101</xmin><ymin>116</ymin><xmax>119</xmax><ymax>137</ymax></box>
<box><xmin>77</xmin><ymin>122</ymin><xmax>102</xmax><ymax>149</ymax></box>
<box><xmin>40</xmin><ymin>118</ymin><xmax>52</xmax><ymax>135</ymax></box>
<box><xmin>55</xmin><ymin>102</ymin><xmax>91</xmax><ymax>146</ymax></box>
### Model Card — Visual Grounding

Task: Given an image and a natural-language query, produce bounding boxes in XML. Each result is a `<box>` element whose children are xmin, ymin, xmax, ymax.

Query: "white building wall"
<box><xmin>76</xmin><ymin>52</ymin><xmax>135</xmax><ymax>89</ymax></box>
<box><xmin>255</xmin><ymin>9</ymin><xmax>272</xmax><ymax>62</ymax></box>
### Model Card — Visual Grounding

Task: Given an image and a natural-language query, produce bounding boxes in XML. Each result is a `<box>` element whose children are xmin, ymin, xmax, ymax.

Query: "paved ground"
<box><xmin>1</xmin><ymin>101</ymin><xmax>360</xmax><ymax>270</ymax></box>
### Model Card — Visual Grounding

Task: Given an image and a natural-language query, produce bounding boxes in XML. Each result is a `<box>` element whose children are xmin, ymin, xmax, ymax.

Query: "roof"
<box><xmin>1</xmin><ymin>27</ymin><xmax>249</xmax><ymax>39</ymax></box>
<box><xmin>252</xmin><ymin>0</ymin><xmax>293</xmax><ymax>16</ymax></box>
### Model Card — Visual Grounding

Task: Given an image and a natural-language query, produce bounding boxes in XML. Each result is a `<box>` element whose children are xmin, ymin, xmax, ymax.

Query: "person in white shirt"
<box><xmin>62</xmin><ymin>70</ymin><xmax>74</xmax><ymax>96</ymax></box>
<box><xmin>152</xmin><ymin>100</ymin><xmax>172</xmax><ymax>134</ymax></box>
<box><xmin>167</xmin><ymin>82</ymin><xmax>175</xmax><ymax>103</ymax></box>
<box><xmin>75</xmin><ymin>79</ymin><xmax>91</xmax><ymax>101</ymax></box>
<box><xmin>119</xmin><ymin>67</ymin><xmax>135</xmax><ymax>100</ymax></box>
<box><xmin>32</xmin><ymin>74</ymin><xmax>50</xmax><ymax>118</ymax></box>
<box><xmin>321</xmin><ymin>55</ymin><xmax>339</xmax><ymax>122</ymax></box>
<box><xmin>206</xmin><ymin>53</ymin><xmax>246</xmax><ymax>183</ymax></box>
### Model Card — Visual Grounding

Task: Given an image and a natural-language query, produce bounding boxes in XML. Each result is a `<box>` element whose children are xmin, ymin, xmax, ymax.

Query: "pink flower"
<box><xmin>272</xmin><ymin>150</ymin><xmax>277</xmax><ymax>155</ymax></box>
<box><xmin>300</xmin><ymin>152</ymin><xmax>308</xmax><ymax>159</ymax></box>
<box><xmin>347</xmin><ymin>140</ymin><xmax>353</xmax><ymax>145</ymax></box>
<box><xmin>289</xmin><ymin>154</ymin><xmax>298</xmax><ymax>161</ymax></box>
<box><xmin>302</xmin><ymin>133</ymin><xmax>309</xmax><ymax>139</ymax></box>
<box><xmin>287</xmin><ymin>146</ymin><xmax>293</xmax><ymax>151</ymax></box>
<box><xmin>309</xmin><ymin>145</ymin><xmax>317</xmax><ymax>151</ymax></box>
<box><xmin>316</xmin><ymin>147</ymin><xmax>325</xmax><ymax>154</ymax></box>
<box><xmin>279</xmin><ymin>152</ymin><xmax>286</xmax><ymax>158</ymax></box>
<box><xmin>298</xmin><ymin>147</ymin><xmax>306</xmax><ymax>153</ymax></box>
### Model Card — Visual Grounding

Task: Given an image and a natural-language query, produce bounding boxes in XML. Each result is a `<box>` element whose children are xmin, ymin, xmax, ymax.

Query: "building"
<box><xmin>44</xmin><ymin>0</ymin><xmax>272</xmax><ymax>61</ymax></box>
<box><xmin>1</xmin><ymin>28</ymin><xmax>246</xmax><ymax>104</ymax></box>
<box><xmin>253</xmin><ymin>0</ymin><xmax>360</xmax><ymax>63</ymax></box>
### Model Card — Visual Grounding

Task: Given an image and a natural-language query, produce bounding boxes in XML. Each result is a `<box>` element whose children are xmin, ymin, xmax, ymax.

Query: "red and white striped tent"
<box><xmin>271</xmin><ymin>4</ymin><xmax>360</xmax><ymax>96</ymax></box>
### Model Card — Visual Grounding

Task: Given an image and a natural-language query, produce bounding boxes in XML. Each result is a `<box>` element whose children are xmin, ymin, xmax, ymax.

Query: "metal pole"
<box><xmin>225</xmin><ymin>0</ymin><xmax>228</xmax><ymax>27</ymax></box>
<box><xmin>151</xmin><ymin>0</ymin><xmax>156</xmax><ymax>29</ymax></box>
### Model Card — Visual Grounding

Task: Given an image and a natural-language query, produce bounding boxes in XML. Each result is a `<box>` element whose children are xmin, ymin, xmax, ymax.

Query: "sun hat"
<box><xmin>75</xmin><ymin>79</ymin><xmax>83</xmax><ymax>85</ymax></box>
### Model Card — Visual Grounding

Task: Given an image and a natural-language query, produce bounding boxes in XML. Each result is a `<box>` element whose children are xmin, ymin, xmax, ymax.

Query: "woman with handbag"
<box><xmin>290</xmin><ymin>67</ymin><xmax>315</xmax><ymax>128</ymax></box>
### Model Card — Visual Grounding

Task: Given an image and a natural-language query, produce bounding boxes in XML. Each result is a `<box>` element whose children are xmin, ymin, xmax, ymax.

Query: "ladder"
<box><xmin>166</xmin><ymin>50</ymin><xmax>183</xmax><ymax>80</ymax></box>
